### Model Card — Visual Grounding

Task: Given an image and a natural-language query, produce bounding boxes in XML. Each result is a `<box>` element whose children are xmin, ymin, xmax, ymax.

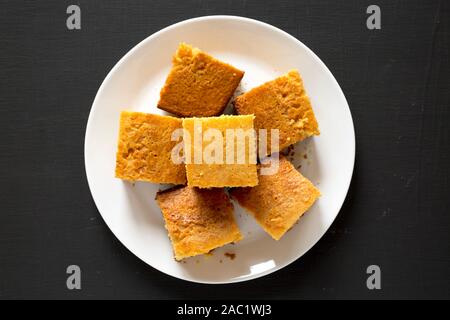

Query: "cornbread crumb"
<box><xmin>115</xmin><ymin>111</ymin><xmax>186</xmax><ymax>184</ymax></box>
<box><xmin>230</xmin><ymin>155</ymin><xmax>320</xmax><ymax>240</ymax></box>
<box><xmin>235</xmin><ymin>70</ymin><xmax>319</xmax><ymax>154</ymax></box>
<box><xmin>224</xmin><ymin>252</ymin><xmax>236</xmax><ymax>260</ymax></box>
<box><xmin>155</xmin><ymin>186</ymin><xmax>242</xmax><ymax>260</ymax></box>
<box><xmin>182</xmin><ymin>115</ymin><xmax>258</xmax><ymax>188</ymax></box>
<box><xmin>158</xmin><ymin>43</ymin><xmax>244</xmax><ymax>117</ymax></box>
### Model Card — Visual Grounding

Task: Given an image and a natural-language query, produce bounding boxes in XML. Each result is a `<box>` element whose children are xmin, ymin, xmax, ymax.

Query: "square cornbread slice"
<box><xmin>156</xmin><ymin>186</ymin><xmax>242</xmax><ymax>260</ymax></box>
<box><xmin>230</xmin><ymin>155</ymin><xmax>320</xmax><ymax>240</ymax></box>
<box><xmin>235</xmin><ymin>70</ymin><xmax>319</xmax><ymax>154</ymax></box>
<box><xmin>182</xmin><ymin>115</ymin><xmax>258</xmax><ymax>188</ymax></box>
<box><xmin>115</xmin><ymin>111</ymin><xmax>186</xmax><ymax>184</ymax></box>
<box><xmin>158</xmin><ymin>43</ymin><xmax>244</xmax><ymax>117</ymax></box>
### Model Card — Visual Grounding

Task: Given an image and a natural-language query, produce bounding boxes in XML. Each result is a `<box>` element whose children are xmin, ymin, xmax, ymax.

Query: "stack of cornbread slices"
<box><xmin>115</xmin><ymin>43</ymin><xmax>321</xmax><ymax>260</ymax></box>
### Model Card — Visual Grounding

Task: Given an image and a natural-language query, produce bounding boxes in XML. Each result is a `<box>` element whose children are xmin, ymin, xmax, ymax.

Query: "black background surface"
<box><xmin>0</xmin><ymin>0</ymin><xmax>449</xmax><ymax>299</ymax></box>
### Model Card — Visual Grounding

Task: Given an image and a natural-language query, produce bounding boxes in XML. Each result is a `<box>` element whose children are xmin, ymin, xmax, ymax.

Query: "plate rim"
<box><xmin>84</xmin><ymin>15</ymin><xmax>356</xmax><ymax>284</ymax></box>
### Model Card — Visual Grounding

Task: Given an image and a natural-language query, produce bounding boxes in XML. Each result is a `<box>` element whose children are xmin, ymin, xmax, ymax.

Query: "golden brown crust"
<box><xmin>158</xmin><ymin>43</ymin><xmax>244</xmax><ymax>117</ymax></box>
<box><xmin>155</xmin><ymin>186</ymin><xmax>242</xmax><ymax>260</ymax></box>
<box><xmin>230</xmin><ymin>155</ymin><xmax>320</xmax><ymax>240</ymax></box>
<box><xmin>115</xmin><ymin>111</ymin><xmax>186</xmax><ymax>184</ymax></box>
<box><xmin>235</xmin><ymin>70</ymin><xmax>319</xmax><ymax>154</ymax></box>
<box><xmin>182</xmin><ymin>115</ymin><xmax>258</xmax><ymax>188</ymax></box>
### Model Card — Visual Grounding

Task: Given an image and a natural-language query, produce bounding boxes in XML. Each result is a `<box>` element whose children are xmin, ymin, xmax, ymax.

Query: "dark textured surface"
<box><xmin>0</xmin><ymin>0</ymin><xmax>449</xmax><ymax>299</ymax></box>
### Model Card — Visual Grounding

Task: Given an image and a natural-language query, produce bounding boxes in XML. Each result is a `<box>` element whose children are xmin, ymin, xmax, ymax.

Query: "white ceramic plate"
<box><xmin>85</xmin><ymin>16</ymin><xmax>355</xmax><ymax>284</ymax></box>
